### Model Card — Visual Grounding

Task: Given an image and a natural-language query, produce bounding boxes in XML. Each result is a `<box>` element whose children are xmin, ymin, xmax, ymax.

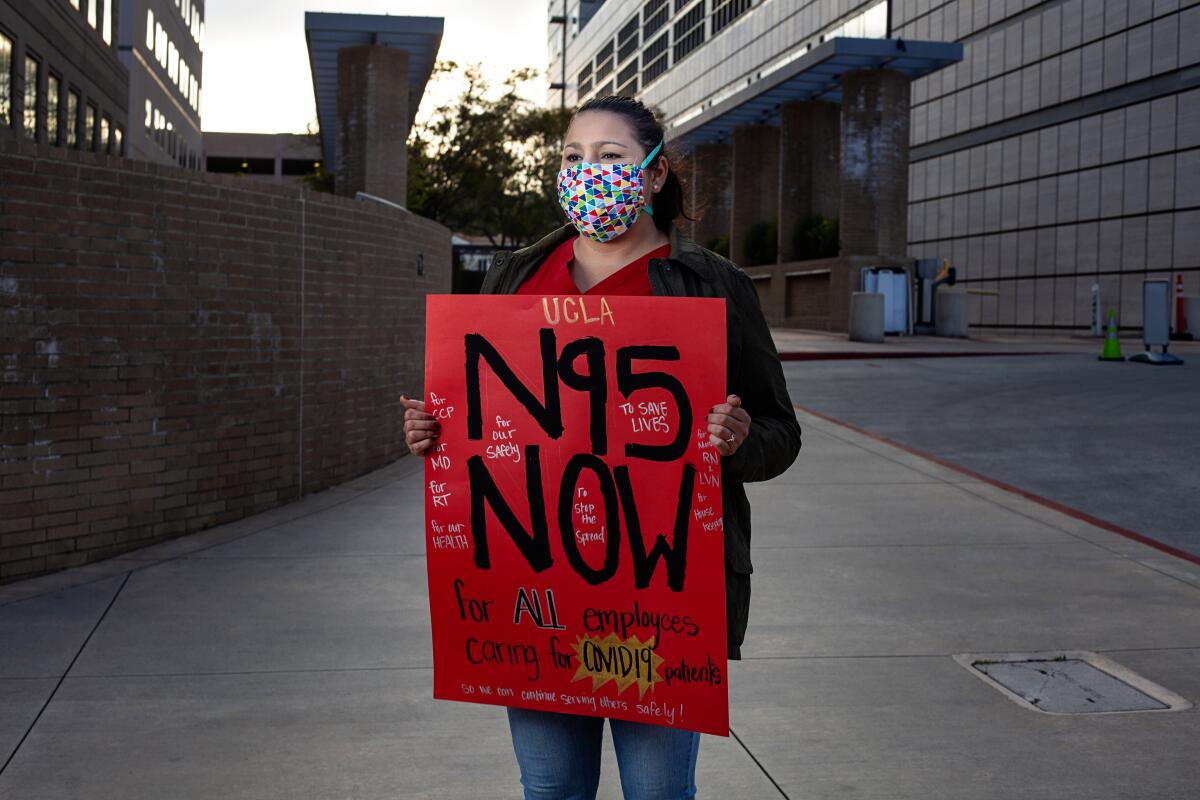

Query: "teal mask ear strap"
<box><xmin>641</xmin><ymin>140</ymin><xmax>665</xmax><ymax>217</ymax></box>
<box><xmin>640</xmin><ymin>140</ymin><xmax>664</xmax><ymax>169</ymax></box>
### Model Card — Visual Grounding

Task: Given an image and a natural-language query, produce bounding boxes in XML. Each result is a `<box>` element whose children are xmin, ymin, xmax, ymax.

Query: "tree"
<box><xmin>789</xmin><ymin>214</ymin><xmax>839</xmax><ymax>261</ymax></box>
<box><xmin>407</xmin><ymin>63</ymin><xmax>573</xmax><ymax>249</ymax></box>
<box><xmin>299</xmin><ymin>119</ymin><xmax>335</xmax><ymax>193</ymax></box>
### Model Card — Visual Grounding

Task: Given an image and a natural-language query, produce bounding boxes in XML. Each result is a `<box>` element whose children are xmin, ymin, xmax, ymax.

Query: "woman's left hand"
<box><xmin>708</xmin><ymin>394</ymin><xmax>751</xmax><ymax>457</ymax></box>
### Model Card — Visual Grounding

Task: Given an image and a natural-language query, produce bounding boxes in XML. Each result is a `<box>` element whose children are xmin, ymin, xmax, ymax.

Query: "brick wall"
<box><xmin>730</xmin><ymin>124</ymin><xmax>781</xmax><ymax>268</ymax></box>
<box><xmin>0</xmin><ymin>136</ymin><xmax>451</xmax><ymax>584</ymax></box>
<box><xmin>840</xmin><ymin>69</ymin><xmax>911</xmax><ymax>261</ymax></box>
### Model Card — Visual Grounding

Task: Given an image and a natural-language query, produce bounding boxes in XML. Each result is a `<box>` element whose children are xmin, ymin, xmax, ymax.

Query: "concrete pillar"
<box><xmin>839</xmin><ymin>69</ymin><xmax>910</xmax><ymax>260</ymax></box>
<box><xmin>731</xmin><ymin>124</ymin><xmax>780</xmax><ymax>267</ymax></box>
<box><xmin>935</xmin><ymin>288</ymin><xmax>969</xmax><ymax>337</ymax></box>
<box><xmin>778</xmin><ymin>100</ymin><xmax>841</xmax><ymax>262</ymax></box>
<box><xmin>336</xmin><ymin>45</ymin><xmax>410</xmax><ymax>205</ymax></box>
<box><xmin>689</xmin><ymin>142</ymin><xmax>732</xmax><ymax>253</ymax></box>
<box><xmin>849</xmin><ymin>292</ymin><xmax>885</xmax><ymax>342</ymax></box>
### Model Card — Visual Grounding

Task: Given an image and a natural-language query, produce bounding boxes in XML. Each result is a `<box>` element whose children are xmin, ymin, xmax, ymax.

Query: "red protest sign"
<box><xmin>422</xmin><ymin>294</ymin><xmax>728</xmax><ymax>736</ymax></box>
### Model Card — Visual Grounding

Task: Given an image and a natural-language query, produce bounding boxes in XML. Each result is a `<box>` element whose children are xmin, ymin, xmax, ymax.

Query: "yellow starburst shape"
<box><xmin>570</xmin><ymin>633</ymin><xmax>666</xmax><ymax>699</ymax></box>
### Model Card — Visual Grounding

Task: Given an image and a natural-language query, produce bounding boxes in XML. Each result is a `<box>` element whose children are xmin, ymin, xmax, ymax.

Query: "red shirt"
<box><xmin>516</xmin><ymin>236</ymin><xmax>670</xmax><ymax>296</ymax></box>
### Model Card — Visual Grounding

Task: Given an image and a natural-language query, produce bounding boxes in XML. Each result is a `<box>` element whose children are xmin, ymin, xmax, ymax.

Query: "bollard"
<box><xmin>935</xmin><ymin>288</ymin><xmax>969</xmax><ymax>338</ymax></box>
<box><xmin>849</xmin><ymin>292</ymin><xmax>885</xmax><ymax>343</ymax></box>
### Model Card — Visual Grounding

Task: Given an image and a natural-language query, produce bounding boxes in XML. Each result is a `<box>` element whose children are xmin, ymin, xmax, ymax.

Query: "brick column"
<box><xmin>839</xmin><ymin>69</ymin><xmax>910</xmax><ymax>260</ymax></box>
<box><xmin>689</xmin><ymin>142</ymin><xmax>732</xmax><ymax>252</ymax></box>
<box><xmin>778</xmin><ymin>100</ymin><xmax>841</xmax><ymax>261</ymax></box>
<box><xmin>336</xmin><ymin>45</ymin><xmax>410</xmax><ymax>205</ymax></box>
<box><xmin>731</xmin><ymin>124</ymin><xmax>780</xmax><ymax>267</ymax></box>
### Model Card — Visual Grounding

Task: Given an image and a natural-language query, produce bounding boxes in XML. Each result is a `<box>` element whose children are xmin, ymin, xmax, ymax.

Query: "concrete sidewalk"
<box><xmin>771</xmin><ymin>326</ymin><xmax>1200</xmax><ymax>360</ymax></box>
<box><xmin>1</xmin><ymin>409</ymin><xmax>1198</xmax><ymax>799</ymax></box>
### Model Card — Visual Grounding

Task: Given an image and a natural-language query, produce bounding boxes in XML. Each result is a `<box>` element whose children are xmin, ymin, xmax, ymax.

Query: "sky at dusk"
<box><xmin>202</xmin><ymin>0</ymin><xmax>549</xmax><ymax>134</ymax></box>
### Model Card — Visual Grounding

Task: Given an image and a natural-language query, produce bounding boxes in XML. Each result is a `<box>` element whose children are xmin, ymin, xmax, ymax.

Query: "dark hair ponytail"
<box><xmin>574</xmin><ymin>95</ymin><xmax>690</xmax><ymax>234</ymax></box>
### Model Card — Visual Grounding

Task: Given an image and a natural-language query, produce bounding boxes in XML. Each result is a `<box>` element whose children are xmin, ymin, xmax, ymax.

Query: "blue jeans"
<box><xmin>506</xmin><ymin>707</ymin><xmax>700</xmax><ymax>800</ymax></box>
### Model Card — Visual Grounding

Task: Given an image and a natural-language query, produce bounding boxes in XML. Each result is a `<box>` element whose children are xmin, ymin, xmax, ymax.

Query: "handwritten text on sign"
<box><xmin>423</xmin><ymin>294</ymin><xmax>728</xmax><ymax>736</ymax></box>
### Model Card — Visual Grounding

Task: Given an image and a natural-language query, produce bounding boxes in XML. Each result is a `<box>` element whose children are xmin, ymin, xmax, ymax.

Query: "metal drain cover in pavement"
<box><xmin>953</xmin><ymin>651</ymin><xmax>1192</xmax><ymax>715</ymax></box>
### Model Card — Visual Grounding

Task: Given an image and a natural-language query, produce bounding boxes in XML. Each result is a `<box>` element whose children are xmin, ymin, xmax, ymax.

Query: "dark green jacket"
<box><xmin>481</xmin><ymin>223</ymin><xmax>802</xmax><ymax>659</ymax></box>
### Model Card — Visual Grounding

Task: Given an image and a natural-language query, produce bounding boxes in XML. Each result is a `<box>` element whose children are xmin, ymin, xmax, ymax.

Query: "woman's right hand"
<box><xmin>400</xmin><ymin>394</ymin><xmax>441</xmax><ymax>456</ymax></box>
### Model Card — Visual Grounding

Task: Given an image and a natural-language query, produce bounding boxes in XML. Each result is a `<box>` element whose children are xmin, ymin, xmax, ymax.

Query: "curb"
<box><xmin>778</xmin><ymin>350</ymin><xmax>1074</xmax><ymax>361</ymax></box>
<box><xmin>794</xmin><ymin>403</ymin><xmax>1200</xmax><ymax>568</ymax></box>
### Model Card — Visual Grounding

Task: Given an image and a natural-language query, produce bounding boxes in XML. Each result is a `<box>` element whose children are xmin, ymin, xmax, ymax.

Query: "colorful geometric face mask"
<box><xmin>556</xmin><ymin>141</ymin><xmax>663</xmax><ymax>243</ymax></box>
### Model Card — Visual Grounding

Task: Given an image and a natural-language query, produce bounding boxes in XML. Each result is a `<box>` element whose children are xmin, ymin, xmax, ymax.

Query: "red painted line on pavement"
<box><xmin>778</xmin><ymin>350</ymin><xmax>1071</xmax><ymax>361</ymax></box>
<box><xmin>794</xmin><ymin>403</ymin><xmax>1200</xmax><ymax>568</ymax></box>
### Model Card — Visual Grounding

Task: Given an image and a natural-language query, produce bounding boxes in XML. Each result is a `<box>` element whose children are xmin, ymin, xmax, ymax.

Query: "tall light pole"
<box><xmin>549</xmin><ymin>0</ymin><xmax>568</xmax><ymax>108</ymax></box>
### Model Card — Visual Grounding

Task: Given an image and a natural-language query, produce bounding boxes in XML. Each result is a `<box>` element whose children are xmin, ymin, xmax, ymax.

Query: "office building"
<box><xmin>548</xmin><ymin>1</ymin><xmax>1200</xmax><ymax>332</ymax></box>
<box><xmin>118</xmin><ymin>0</ymin><xmax>204</xmax><ymax>168</ymax></box>
<box><xmin>0</xmin><ymin>0</ymin><xmax>128</xmax><ymax>153</ymax></box>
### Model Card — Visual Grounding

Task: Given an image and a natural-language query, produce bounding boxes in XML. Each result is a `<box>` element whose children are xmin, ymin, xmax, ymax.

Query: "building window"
<box><xmin>642</xmin><ymin>31</ymin><xmax>669</xmax><ymax>86</ymax></box>
<box><xmin>643</xmin><ymin>0</ymin><xmax>669</xmax><ymax>39</ymax></box>
<box><xmin>87</xmin><ymin>0</ymin><xmax>97</xmax><ymax>29</ymax></box>
<box><xmin>590</xmin><ymin>80</ymin><xmax>614</xmax><ymax>104</ymax></box>
<box><xmin>578</xmin><ymin>63</ymin><xmax>593</xmax><ymax>97</ymax></box>
<box><xmin>207</xmin><ymin>156</ymin><xmax>274</xmax><ymax>175</ymax></box>
<box><xmin>113</xmin><ymin>126</ymin><xmax>122</xmax><ymax>156</ymax></box>
<box><xmin>23</xmin><ymin>55</ymin><xmax>38</xmax><ymax>141</ymax></box>
<box><xmin>673</xmin><ymin>2</ymin><xmax>706</xmax><ymax>63</ymax></box>
<box><xmin>70</xmin><ymin>0</ymin><xmax>80</xmax><ymax>8</ymax></box>
<box><xmin>101</xmin><ymin>115</ymin><xmax>110</xmax><ymax>153</ymax></box>
<box><xmin>66</xmin><ymin>90</ymin><xmax>79</xmax><ymax>147</ymax></box>
<box><xmin>156</xmin><ymin>24</ymin><xmax>167</xmax><ymax>66</ymax></box>
<box><xmin>146</xmin><ymin>9</ymin><xmax>155</xmax><ymax>50</ymax></box>
<box><xmin>0</xmin><ymin>33</ymin><xmax>12</xmax><ymax>129</ymax></box>
<box><xmin>47</xmin><ymin>74</ymin><xmax>60</xmax><ymax>145</ymax></box>
<box><xmin>594</xmin><ymin>40</ymin><xmax>615</xmax><ymax>82</ymax></box>
<box><xmin>282</xmin><ymin>158</ymin><xmax>318</xmax><ymax>176</ymax></box>
<box><xmin>102</xmin><ymin>0</ymin><xmax>113</xmax><ymax>45</ymax></box>
<box><xmin>144</xmin><ymin>98</ymin><xmax>152</xmax><ymax>131</ymax></box>
<box><xmin>617</xmin><ymin>15</ymin><xmax>640</xmax><ymax>64</ymax></box>
<box><xmin>711</xmin><ymin>0</ymin><xmax>752</xmax><ymax>35</ymax></box>
<box><xmin>85</xmin><ymin>103</ymin><xmax>97</xmax><ymax>150</ymax></box>
<box><xmin>617</xmin><ymin>60</ymin><xmax>638</xmax><ymax>97</ymax></box>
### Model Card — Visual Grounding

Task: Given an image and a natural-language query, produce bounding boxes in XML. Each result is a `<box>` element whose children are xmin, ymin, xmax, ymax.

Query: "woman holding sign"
<box><xmin>402</xmin><ymin>95</ymin><xmax>801</xmax><ymax>800</ymax></box>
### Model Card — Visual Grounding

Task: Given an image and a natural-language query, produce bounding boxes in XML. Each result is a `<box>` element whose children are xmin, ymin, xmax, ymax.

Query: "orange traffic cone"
<box><xmin>1098</xmin><ymin>309</ymin><xmax>1124</xmax><ymax>361</ymax></box>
